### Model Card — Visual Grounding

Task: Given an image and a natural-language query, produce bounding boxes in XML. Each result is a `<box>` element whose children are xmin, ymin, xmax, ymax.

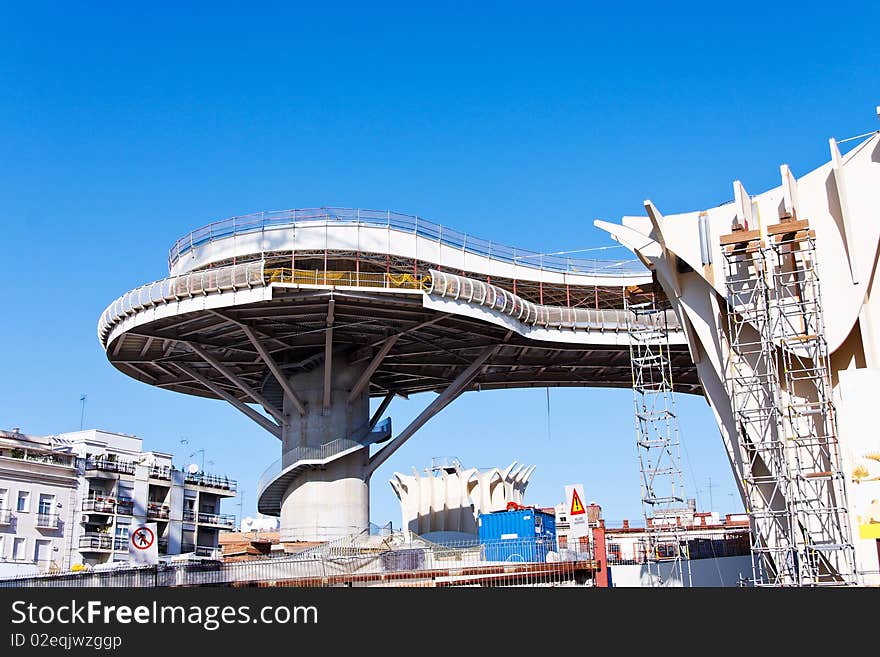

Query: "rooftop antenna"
<box><xmin>238</xmin><ymin>489</ymin><xmax>245</xmax><ymax>531</ymax></box>
<box><xmin>79</xmin><ymin>394</ymin><xmax>87</xmax><ymax>431</ymax></box>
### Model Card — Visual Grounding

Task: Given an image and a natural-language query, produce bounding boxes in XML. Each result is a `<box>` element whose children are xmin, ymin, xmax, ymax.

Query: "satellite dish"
<box><xmin>187</xmin><ymin>463</ymin><xmax>199</xmax><ymax>474</ymax></box>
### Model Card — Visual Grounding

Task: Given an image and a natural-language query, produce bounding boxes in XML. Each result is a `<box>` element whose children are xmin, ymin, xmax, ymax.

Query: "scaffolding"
<box><xmin>626</xmin><ymin>294</ymin><xmax>692</xmax><ymax>587</ymax></box>
<box><xmin>721</xmin><ymin>219</ymin><xmax>855</xmax><ymax>586</ymax></box>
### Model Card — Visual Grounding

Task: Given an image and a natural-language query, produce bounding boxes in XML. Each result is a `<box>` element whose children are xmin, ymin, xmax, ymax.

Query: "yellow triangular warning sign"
<box><xmin>570</xmin><ymin>488</ymin><xmax>586</xmax><ymax>515</ymax></box>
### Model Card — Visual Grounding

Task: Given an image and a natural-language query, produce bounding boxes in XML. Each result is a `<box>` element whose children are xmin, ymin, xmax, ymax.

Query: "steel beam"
<box><xmin>348</xmin><ymin>335</ymin><xmax>400</xmax><ymax>403</ymax></box>
<box><xmin>369</xmin><ymin>392</ymin><xmax>395</xmax><ymax>431</ymax></box>
<box><xmin>239</xmin><ymin>324</ymin><xmax>307</xmax><ymax>416</ymax></box>
<box><xmin>185</xmin><ymin>341</ymin><xmax>286</xmax><ymax>424</ymax></box>
<box><xmin>172</xmin><ymin>363</ymin><xmax>281</xmax><ymax>438</ymax></box>
<box><xmin>323</xmin><ymin>299</ymin><xmax>335</xmax><ymax>412</ymax></box>
<box><xmin>367</xmin><ymin>345</ymin><xmax>498</xmax><ymax>475</ymax></box>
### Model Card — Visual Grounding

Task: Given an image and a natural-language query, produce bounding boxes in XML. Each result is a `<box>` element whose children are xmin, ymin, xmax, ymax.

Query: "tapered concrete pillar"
<box><xmin>279</xmin><ymin>355</ymin><xmax>371</xmax><ymax>542</ymax></box>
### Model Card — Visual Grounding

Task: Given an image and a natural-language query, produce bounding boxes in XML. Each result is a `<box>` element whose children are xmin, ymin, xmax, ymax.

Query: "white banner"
<box><xmin>564</xmin><ymin>484</ymin><xmax>589</xmax><ymax>540</ymax></box>
<box><xmin>128</xmin><ymin>522</ymin><xmax>159</xmax><ymax>565</ymax></box>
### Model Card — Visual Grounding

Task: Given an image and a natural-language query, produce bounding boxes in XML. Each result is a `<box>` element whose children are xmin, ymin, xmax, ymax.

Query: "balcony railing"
<box><xmin>0</xmin><ymin>509</ymin><xmax>11</xmax><ymax>525</ymax></box>
<box><xmin>182</xmin><ymin>509</ymin><xmax>196</xmax><ymax>522</ymax></box>
<box><xmin>84</xmin><ymin>457</ymin><xmax>136</xmax><ymax>476</ymax></box>
<box><xmin>146</xmin><ymin>504</ymin><xmax>170</xmax><ymax>520</ymax></box>
<box><xmin>82</xmin><ymin>498</ymin><xmax>116</xmax><ymax>514</ymax></box>
<box><xmin>79</xmin><ymin>534</ymin><xmax>113</xmax><ymax>551</ymax></box>
<box><xmin>0</xmin><ymin>448</ymin><xmax>76</xmax><ymax>468</ymax></box>
<box><xmin>158</xmin><ymin>539</ymin><xmax>169</xmax><ymax>553</ymax></box>
<box><xmin>116</xmin><ymin>498</ymin><xmax>134</xmax><ymax>515</ymax></box>
<box><xmin>35</xmin><ymin>513</ymin><xmax>59</xmax><ymax>529</ymax></box>
<box><xmin>197</xmin><ymin>512</ymin><xmax>235</xmax><ymax>528</ymax></box>
<box><xmin>181</xmin><ymin>544</ymin><xmax>218</xmax><ymax>557</ymax></box>
<box><xmin>149</xmin><ymin>465</ymin><xmax>172</xmax><ymax>481</ymax></box>
<box><xmin>184</xmin><ymin>471</ymin><xmax>237</xmax><ymax>492</ymax></box>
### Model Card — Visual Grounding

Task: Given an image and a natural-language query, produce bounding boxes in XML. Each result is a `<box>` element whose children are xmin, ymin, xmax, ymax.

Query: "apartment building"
<box><xmin>0</xmin><ymin>429</ymin><xmax>79</xmax><ymax>576</ymax></box>
<box><xmin>0</xmin><ymin>427</ymin><xmax>237</xmax><ymax>575</ymax></box>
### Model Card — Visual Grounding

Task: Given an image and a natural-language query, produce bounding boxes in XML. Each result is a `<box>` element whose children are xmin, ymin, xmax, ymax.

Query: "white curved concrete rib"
<box><xmin>391</xmin><ymin>460</ymin><xmax>535</xmax><ymax>538</ymax></box>
<box><xmin>596</xmin><ymin>131</ymin><xmax>880</xmax><ymax>585</ymax></box>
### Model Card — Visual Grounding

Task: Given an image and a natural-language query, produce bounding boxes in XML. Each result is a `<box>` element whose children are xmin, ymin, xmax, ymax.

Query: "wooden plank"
<box><xmin>766</xmin><ymin>219</ymin><xmax>810</xmax><ymax>236</ymax></box>
<box><xmin>773</xmin><ymin>229</ymin><xmax>815</xmax><ymax>243</ymax></box>
<box><xmin>719</xmin><ymin>229</ymin><xmax>761</xmax><ymax>245</ymax></box>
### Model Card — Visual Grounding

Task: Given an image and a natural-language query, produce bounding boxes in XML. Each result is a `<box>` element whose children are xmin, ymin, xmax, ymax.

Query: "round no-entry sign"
<box><xmin>131</xmin><ymin>526</ymin><xmax>155</xmax><ymax>550</ymax></box>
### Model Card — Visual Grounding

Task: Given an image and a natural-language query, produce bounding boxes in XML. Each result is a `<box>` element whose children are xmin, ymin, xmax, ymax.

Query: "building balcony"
<box><xmin>146</xmin><ymin>503</ymin><xmax>170</xmax><ymax>520</ymax></box>
<box><xmin>181</xmin><ymin>544</ymin><xmax>218</xmax><ymax>558</ymax></box>
<box><xmin>0</xmin><ymin>447</ymin><xmax>76</xmax><ymax>468</ymax></box>
<box><xmin>197</xmin><ymin>512</ymin><xmax>235</xmax><ymax>528</ymax></box>
<box><xmin>115</xmin><ymin>498</ymin><xmax>134</xmax><ymax>515</ymax></box>
<box><xmin>82</xmin><ymin>498</ymin><xmax>116</xmax><ymax>514</ymax></box>
<box><xmin>149</xmin><ymin>464</ymin><xmax>173</xmax><ymax>481</ymax></box>
<box><xmin>35</xmin><ymin>513</ymin><xmax>60</xmax><ymax>529</ymax></box>
<box><xmin>158</xmin><ymin>539</ymin><xmax>169</xmax><ymax>553</ymax></box>
<box><xmin>79</xmin><ymin>534</ymin><xmax>113</xmax><ymax>552</ymax></box>
<box><xmin>184</xmin><ymin>471</ymin><xmax>237</xmax><ymax>493</ymax></box>
<box><xmin>0</xmin><ymin>508</ymin><xmax>12</xmax><ymax>525</ymax></box>
<box><xmin>84</xmin><ymin>456</ymin><xmax>136</xmax><ymax>476</ymax></box>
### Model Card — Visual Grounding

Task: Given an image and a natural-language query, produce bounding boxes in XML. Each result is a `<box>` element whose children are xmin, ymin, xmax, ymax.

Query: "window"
<box><xmin>0</xmin><ymin>535</ymin><xmax>5</xmax><ymax>559</ymax></box>
<box><xmin>38</xmin><ymin>494</ymin><xmax>54</xmax><ymax>516</ymax></box>
<box><xmin>16</xmin><ymin>491</ymin><xmax>30</xmax><ymax>513</ymax></box>
<box><xmin>34</xmin><ymin>539</ymin><xmax>51</xmax><ymax>564</ymax></box>
<box><xmin>0</xmin><ymin>488</ymin><xmax>7</xmax><ymax>509</ymax></box>
<box><xmin>12</xmin><ymin>537</ymin><xmax>26</xmax><ymax>561</ymax></box>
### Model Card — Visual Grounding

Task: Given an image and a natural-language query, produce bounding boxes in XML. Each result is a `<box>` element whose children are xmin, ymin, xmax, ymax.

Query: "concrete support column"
<box><xmin>279</xmin><ymin>355</ymin><xmax>371</xmax><ymax>542</ymax></box>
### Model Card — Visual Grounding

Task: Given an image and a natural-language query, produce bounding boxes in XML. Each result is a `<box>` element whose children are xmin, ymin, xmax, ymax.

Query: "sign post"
<box><xmin>565</xmin><ymin>483</ymin><xmax>589</xmax><ymax>541</ymax></box>
<box><xmin>129</xmin><ymin>522</ymin><xmax>159</xmax><ymax>565</ymax></box>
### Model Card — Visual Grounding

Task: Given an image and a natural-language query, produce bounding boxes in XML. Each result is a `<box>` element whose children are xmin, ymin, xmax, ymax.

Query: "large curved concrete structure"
<box><xmin>99</xmin><ymin>208</ymin><xmax>698</xmax><ymax>542</ymax></box>
<box><xmin>597</xmin><ymin>129</ymin><xmax>880</xmax><ymax>585</ymax></box>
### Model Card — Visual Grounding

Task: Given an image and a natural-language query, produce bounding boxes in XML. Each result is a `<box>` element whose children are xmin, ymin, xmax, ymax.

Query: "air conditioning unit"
<box><xmin>104</xmin><ymin>516</ymin><xmax>114</xmax><ymax>525</ymax></box>
<box><xmin>80</xmin><ymin>514</ymin><xmax>90</xmax><ymax>524</ymax></box>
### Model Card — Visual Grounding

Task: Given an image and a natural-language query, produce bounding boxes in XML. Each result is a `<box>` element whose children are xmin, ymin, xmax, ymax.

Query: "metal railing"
<box><xmin>79</xmin><ymin>534</ymin><xmax>113</xmax><ymax>551</ymax></box>
<box><xmin>197</xmin><ymin>512</ymin><xmax>235</xmax><ymax>527</ymax></box>
<box><xmin>146</xmin><ymin>504</ymin><xmax>170</xmax><ymax>520</ymax></box>
<box><xmin>115</xmin><ymin>498</ymin><xmax>134</xmax><ymax>515</ymax></box>
<box><xmin>167</xmin><ymin>207</ymin><xmax>644</xmax><ymax>277</ymax></box>
<box><xmin>257</xmin><ymin>438</ymin><xmax>365</xmax><ymax>498</ymax></box>
<box><xmin>98</xmin><ymin>261</ymin><xmax>265</xmax><ymax>346</ymax></box>
<box><xmin>429</xmin><ymin>269</ymin><xmax>683</xmax><ymax>334</ymax></box>
<box><xmin>2</xmin><ymin>535</ymin><xmax>596</xmax><ymax>588</ymax></box>
<box><xmin>149</xmin><ymin>465</ymin><xmax>172</xmax><ymax>480</ymax></box>
<box><xmin>264</xmin><ymin>267</ymin><xmax>429</xmax><ymax>290</ymax></box>
<box><xmin>84</xmin><ymin>457</ymin><xmax>136</xmax><ymax>475</ymax></box>
<box><xmin>82</xmin><ymin>498</ymin><xmax>116</xmax><ymax>514</ymax></box>
<box><xmin>35</xmin><ymin>513</ymin><xmax>59</xmax><ymax>529</ymax></box>
<box><xmin>184</xmin><ymin>471</ymin><xmax>238</xmax><ymax>492</ymax></box>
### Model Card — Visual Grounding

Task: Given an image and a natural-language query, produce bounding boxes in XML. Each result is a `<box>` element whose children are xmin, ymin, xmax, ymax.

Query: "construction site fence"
<box><xmin>0</xmin><ymin>538</ymin><xmax>595</xmax><ymax>589</ymax></box>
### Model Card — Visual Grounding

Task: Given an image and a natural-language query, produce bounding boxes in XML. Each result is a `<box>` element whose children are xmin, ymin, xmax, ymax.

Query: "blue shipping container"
<box><xmin>477</xmin><ymin>508</ymin><xmax>557</xmax><ymax>563</ymax></box>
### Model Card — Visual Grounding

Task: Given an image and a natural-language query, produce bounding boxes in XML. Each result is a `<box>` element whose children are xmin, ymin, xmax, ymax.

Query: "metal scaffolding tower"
<box><xmin>721</xmin><ymin>219</ymin><xmax>855</xmax><ymax>586</ymax></box>
<box><xmin>768</xmin><ymin>227</ymin><xmax>855</xmax><ymax>585</ymax></box>
<box><xmin>626</xmin><ymin>294</ymin><xmax>691</xmax><ymax>587</ymax></box>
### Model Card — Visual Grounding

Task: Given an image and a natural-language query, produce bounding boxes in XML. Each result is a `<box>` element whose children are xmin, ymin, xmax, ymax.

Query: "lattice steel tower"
<box><xmin>626</xmin><ymin>291</ymin><xmax>691</xmax><ymax>587</ymax></box>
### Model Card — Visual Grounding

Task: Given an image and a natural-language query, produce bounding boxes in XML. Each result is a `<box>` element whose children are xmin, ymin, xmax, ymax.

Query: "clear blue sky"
<box><xmin>1</xmin><ymin>2</ymin><xmax>877</xmax><ymax>527</ymax></box>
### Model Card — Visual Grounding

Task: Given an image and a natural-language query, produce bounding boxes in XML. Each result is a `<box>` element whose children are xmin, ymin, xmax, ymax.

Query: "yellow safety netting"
<box><xmin>263</xmin><ymin>268</ymin><xmax>431</xmax><ymax>291</ymax></box>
